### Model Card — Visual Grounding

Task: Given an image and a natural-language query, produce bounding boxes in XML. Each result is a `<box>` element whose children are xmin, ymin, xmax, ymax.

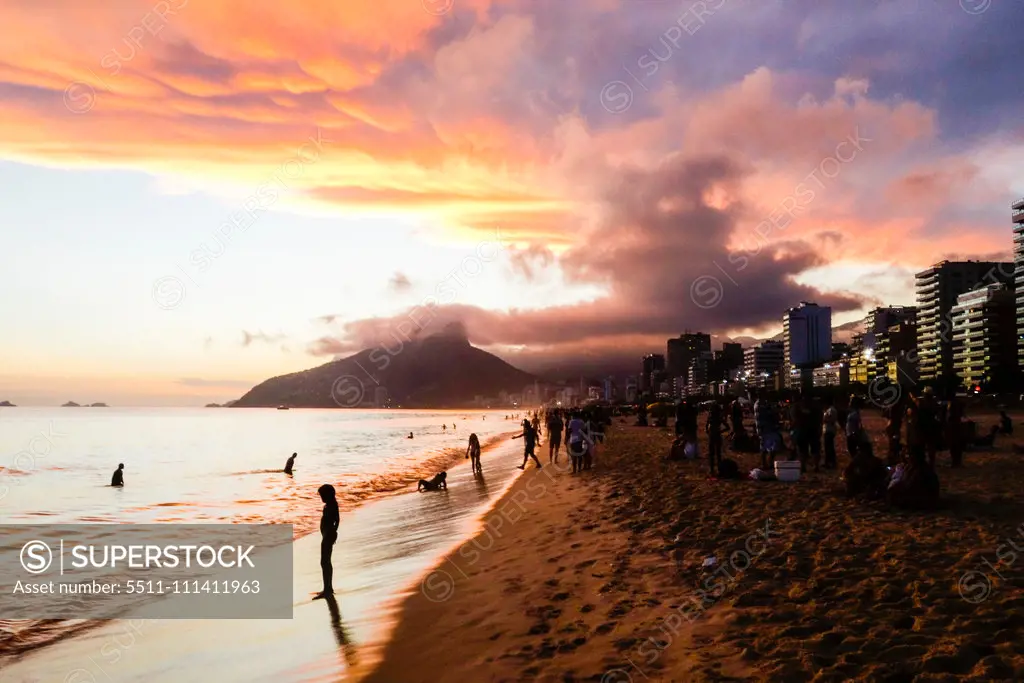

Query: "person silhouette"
<box><xmin>407</xmin><ymin>432</ymin><xmax>414</xmax><ymax>439</ymax></box>
<box><xmin>284</xmin><ymin>452</ymin><xmax>297</xmax><ymax>475</ymax></box>
<box><xmin>111</xmin><ymin>463</ymin><xmax>124</xmax><ymax>487</ymax></box>
<box><xmin>314</xmin><ymin>484</ymin><xmax>340</xmax><ymax>600</ymax></box>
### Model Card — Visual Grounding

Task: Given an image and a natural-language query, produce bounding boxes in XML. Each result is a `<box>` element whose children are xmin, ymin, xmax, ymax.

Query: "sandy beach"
<box><xmin>366</xmin><ymin>413</ymin><xmax>1024</xmax><ymax>682</ymax></box>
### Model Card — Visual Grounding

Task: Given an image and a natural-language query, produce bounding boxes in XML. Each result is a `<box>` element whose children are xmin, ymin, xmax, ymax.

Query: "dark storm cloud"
<box><xmin>309</xmin><ymin>152</ymin><xmax>864</xmax><ymax>361</ymax></box>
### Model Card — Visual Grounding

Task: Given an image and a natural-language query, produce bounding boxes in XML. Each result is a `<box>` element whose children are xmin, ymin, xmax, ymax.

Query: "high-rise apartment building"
<box><xmin>876</xmin><ymin>321</ymin><xmax>918</xmax><ymax>385</ymax></box>
<box><xmin>743</xmin><ymin>341</ymin><xmax>784</xmax><ymax>387</ymax></box>
<box><xmin>640</xmin><ymin>353</ymin><xmax>665</xmax><ymax>393</ymax></box>
<box><xmin>915</xmin><ymin>260</ymin><xmax>1014</xmax><ymax>386</ymax></box>
<box><xmin>1013</xmin><ymin>197</ymin><xmax>1024</xmax><ymax>366</ymax></box>
<box><xmin>861</xmin><ymin>306</ymin><xmax>917</xmax><ymax>377</ymax></box>
<box><xmin>951</xmin><ymin>283</ymin><xmax>1017</xmax><ymax>391</ymax></box>
<box><xmin>687</xmin><ymin>351</ymin><xmax>715</xmax><ymax>396</ymax></box>
<box><xmin>667</xmin><ymin>333</ymin><xmax>711</xmax><ymax>382</ymax></box>
<box><xmin>782</xmin><ymin>302</ymin><xmax>832</xmax><ymax>389</ymax></box>
<box><xmin>716</xmin><ymin>342</ymin><xmax>744</xmax><ymax>374</ymax></box>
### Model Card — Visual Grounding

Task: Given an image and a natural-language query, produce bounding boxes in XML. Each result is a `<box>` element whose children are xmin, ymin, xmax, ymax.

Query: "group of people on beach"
<box><xmin>664</xmin><ymin>385</ymin><xmax>1013</xmax><ymax>511</ymax></box>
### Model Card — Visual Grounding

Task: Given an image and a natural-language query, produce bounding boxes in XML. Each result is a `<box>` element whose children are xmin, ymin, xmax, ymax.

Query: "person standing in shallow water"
<box><xmin>314</xmin><ymin>484</ymin><xmax>340</xmax><ymax>600</ymax></box>
<box><xmin>466</xmin><ymin>433</ymin><xmax>482</xmax><ymax>474</ymax></box>
<box><xmin>111</xmin><ymin>463</ymin><xmax>124</xmax><ymax>487</ymax></box>
<box><xmin>284</xmin><ymin>452</ymin><xmax>297</xmax><ymax>475</ymax></box>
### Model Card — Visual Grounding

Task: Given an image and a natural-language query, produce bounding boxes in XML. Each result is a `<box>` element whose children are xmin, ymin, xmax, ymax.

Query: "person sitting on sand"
<box><xmin>1000</xmin><ymin>410</ymin><xmax>1013</xmax><ymax>435</ymax></box>
<box><xmin>842</xmin><ymin>448</ymin><xmax>888</xmax><ymax>500</ymax></box>
<box><xmin>513</xmin><ymin>420</ymin><xmax>542</xmax><ymax>470</ymax></box>
<box><xmin>314</xmin><ymin>484</ymin><xmax>340</xmax><ymax>600</ymax></box>
<box><xmin>886</xmin><ymin>452</ymin><xmax>940</xmax><ymax>510</ymax></box>
<box><xmin>466</xmin><ymin>434</ymin><xmax>482</xmax><ymax>474</ymax></box>
<box><xmin>635</xmin><ymin>403</ymin><xmax>648</xmax><ymax>427</ymax></box>
<box><xmin>407</xmin><ymin>432</ymin><xmax>414</xmax><ymax>439</ymax></box>
<box><xmin>284</xmin><ymin>452</ymin><xmax>297</xmax><ymax>475</ymax></box>
<box><xmin>111</xmin><ymin>463</ymin><xmax>124</xmax><ymax>487</ymax></box>
<box><xmin>418</xmin><ymin>471</ymin><xmax>448</xmax><ymax>491</ymax></box>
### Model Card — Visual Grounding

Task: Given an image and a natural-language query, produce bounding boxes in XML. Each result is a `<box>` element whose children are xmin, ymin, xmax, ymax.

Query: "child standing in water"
<box><xmin>314</xmin><ymin>484</ymin><xmax>340</xmax><ymax>599</ymax></box>
<box><xmin>466</xmin><ymin>433</ymin><xmax>482</xmax><ymax>474</ymax></box>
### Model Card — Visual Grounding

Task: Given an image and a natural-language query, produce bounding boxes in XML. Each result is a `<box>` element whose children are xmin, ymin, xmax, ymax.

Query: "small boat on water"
<box><xmin>277</xmin><ymin>405</ymin><xmax>290</xmax><ymax>410</ymax></box>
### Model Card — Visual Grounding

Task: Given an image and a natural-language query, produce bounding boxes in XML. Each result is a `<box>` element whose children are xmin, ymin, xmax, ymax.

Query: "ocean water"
<box><xmin>0</xmin><ymin>407</ymin><xmax>530</xmax><ymax>678</ymax></box>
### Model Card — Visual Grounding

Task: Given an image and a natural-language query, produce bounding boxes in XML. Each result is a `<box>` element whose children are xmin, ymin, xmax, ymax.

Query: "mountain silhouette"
<box><xmin>234</xmin><ymin>324</ymin><xmax>537</xmax><ymax>408</ymax></box>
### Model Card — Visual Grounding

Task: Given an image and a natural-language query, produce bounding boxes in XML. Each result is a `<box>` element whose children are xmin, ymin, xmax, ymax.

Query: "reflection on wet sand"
<box><xmin>473</xmin><ymin>471</ymin><xmax>489</xmax><ymax>500</ymax></box>
<box><xmin>324</xmin><ymin>593</ymin><xmax>358</xmax><ymax>670</ymax></box>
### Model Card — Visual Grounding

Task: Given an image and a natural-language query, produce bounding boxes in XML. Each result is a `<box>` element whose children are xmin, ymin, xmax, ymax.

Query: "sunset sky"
<box><xmin>2</xmin><ymin>0</ymin><xmax>1023</xmax><ymax>405</ymax></box>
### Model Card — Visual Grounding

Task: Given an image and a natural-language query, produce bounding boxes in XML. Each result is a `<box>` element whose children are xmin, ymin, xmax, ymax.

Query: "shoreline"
<box><xmin>1</xmin><ymin>436</ymin><xmax>527</xmax><ymax>682</ymax></box>
<box><xmin>362</xmin><ymin>418</ymin><xmax>1024</xmax><ymax>682</ymax></box>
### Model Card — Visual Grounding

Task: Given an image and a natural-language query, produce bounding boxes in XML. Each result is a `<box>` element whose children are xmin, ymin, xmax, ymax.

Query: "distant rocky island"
<box><xmin>205</xmin><ymin>400</ymin><xmax>239</xmax><ymax>408</ymax></box>
<box><xmin>61</xmin><ymin>401</ymin><xmax>108</xmax><ymax>407</ymax></box>
<box><xmin>0</xmin><ymin>400</ymin><xmax>15</xmax><ymax>407</ymax></box>
<box><xmin>233</xmin><ymin>323</ymin><xmax>536</xmax><ymax>409</ymax></box>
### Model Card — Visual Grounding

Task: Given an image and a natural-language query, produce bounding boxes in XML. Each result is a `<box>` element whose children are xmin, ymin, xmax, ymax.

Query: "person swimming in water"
<box><xmin>314</xmin><ymin>484</ymin><xmax>340</xmax><ymax>600</ymax></box>
<box><xmin>284</xmin><ymin>452</ymin><xmax>297</xmax><ymax>475</ymax></box>
<box><xmin>407</xmin><ymin>432</ymin><xmax>414</xmax><ymax>439</ymax></box>
<box><xmin>111</xmin><ymin>463</ymin><xmax>124</xmax><ymax>487</ymax></box>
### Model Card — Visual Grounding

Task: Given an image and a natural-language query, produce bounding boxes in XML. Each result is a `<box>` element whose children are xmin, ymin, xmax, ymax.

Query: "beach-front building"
<box><xmin>743</xmin><ymin>341</ymin><xmax>784</xmax><ymax>388</ymax></box>
<box><xmin>864</xmin><ymin>306</ymin><xmax>917</xmax><ymax>378</ymax></box>
<box><xmin>877</xmin><ymin>320</ymin><xmax>918</xmax><ymax>386</ymax></box>
<box><xmin>666</xmin><ymin>332</ymin><xmax>711</xmax><ymax>387</ymax></box>
<box><xmin>1013</xmin><ymin>197</ymin><xmax>1024</xmax><ymax>367</ymax></box>
<box><xmin>951</xmin><ymin>283</ymin><xmax>1017</xmax><ymax>391</ymax></box>
<box><xmin>782</xmin><ymin>302</ymin><xmax>832</xmax><ymax>389</ymax></box>
<box><xmin>813</xmin><ymin>361</ymin><xmax>850</xmax><ymax>388</ymax></box>
<box><xmin>640</xmin><ymin>353</ymin><xmax>665</xmax><ymax>394</ymax></box>
<box><xmin>915</xmin><ymin>260</ymin><xmax>1014</xmax><ymax>388</ymax></box>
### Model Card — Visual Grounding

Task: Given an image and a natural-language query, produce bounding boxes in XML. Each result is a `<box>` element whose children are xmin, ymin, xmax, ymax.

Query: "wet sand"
<box><xmin>0</xmin><ymin>440</ymin><xmax>524</xmax><ymax>683</ymax></box>
<box><xmin>366</xmin><ymin>414</ymin><xmax>1024</xmax><ymax>682</ymax></box>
